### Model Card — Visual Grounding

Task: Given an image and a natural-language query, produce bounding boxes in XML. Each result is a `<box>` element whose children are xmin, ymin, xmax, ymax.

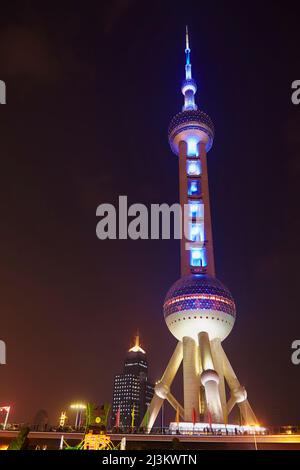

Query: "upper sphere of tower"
<box><xmin>168</xmin><ymin>109</ymin><xmax>214</xmax><ymax>155</ymax></box>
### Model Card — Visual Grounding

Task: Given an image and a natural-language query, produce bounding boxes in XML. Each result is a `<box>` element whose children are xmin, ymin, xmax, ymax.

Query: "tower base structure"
<box><xmin>142</xmin><ymin>335</ymin><xmax>258</xmax><ymax>433</ymax></box>
<box><xmin>168</xmin><ymin>422</ymin><xmax>266</xmax><ymax>435</ymax></box>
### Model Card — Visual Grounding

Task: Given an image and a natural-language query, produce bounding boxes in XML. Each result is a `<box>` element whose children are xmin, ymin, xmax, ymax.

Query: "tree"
<box><xmin>85</xmin><ymin>403</ymin><xmax>111</xmax><ymax>431</ymax></box>
<box><xmin>8</xmin><ymin>426</ymin><xmax>30</xmax><ymax>450</ymax></box>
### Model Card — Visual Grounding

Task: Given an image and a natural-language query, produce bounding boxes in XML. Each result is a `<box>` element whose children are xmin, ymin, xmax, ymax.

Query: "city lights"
<box><xmin>59</xmin><ymin>411</ymin><xmax>67</xmax><ymax>427</ymax></box>
<box><xmin>0</xmin><ymin>15</ymin><xmax>298</xmax><ymax>454</ymax></box>
<box><xmin>70</xmin><ymin>403</ymin><xmax>86</xmax><ymax>410</ymax></box>
<box><xmin>70</xmin><ymin>403</ymin><xmax>86</xmax><ymax>429</ymax></box>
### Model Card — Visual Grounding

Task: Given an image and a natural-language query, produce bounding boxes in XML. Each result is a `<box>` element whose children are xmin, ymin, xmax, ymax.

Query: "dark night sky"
<box><xmin>0</xmin><ymin>0</ymin><xmax>300</xmax><ymax>426</ymax></box>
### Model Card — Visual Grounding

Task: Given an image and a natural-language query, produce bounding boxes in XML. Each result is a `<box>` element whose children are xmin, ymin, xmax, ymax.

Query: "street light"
<box><xmin>70</xmin><ymin>403</ymin><xmax>86</xmax><ymax>430</ymax></box>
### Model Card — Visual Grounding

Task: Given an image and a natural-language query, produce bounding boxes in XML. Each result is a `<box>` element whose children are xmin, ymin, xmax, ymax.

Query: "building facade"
<box><xmin>111</xmin><ymin>334</ymin><xmax>154</xmax><ymax>429</ymax></box>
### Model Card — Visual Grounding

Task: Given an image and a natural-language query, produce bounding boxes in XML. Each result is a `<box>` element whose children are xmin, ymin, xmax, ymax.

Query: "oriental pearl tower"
<box><xmin>143</xmin><ymin>28</ymin><xmax>258</xmax><ymax>432</ymax></box>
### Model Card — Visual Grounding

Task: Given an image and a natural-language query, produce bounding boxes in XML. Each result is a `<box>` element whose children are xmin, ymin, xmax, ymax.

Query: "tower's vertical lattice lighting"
<box><xmin>142</xmin><ymin>28</ymin><xmax>259</xmax><ymax>432</ymax></box>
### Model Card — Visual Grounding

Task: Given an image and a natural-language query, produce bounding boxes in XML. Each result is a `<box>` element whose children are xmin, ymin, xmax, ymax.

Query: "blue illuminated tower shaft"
<box><xmin>168</xmin><ymin>27</ymin><xmax>221</xmax><ymax>420</ymax></box>
<box><xmin>179</xmin><ymin>140</ymin><xmax>215</xmax><ymax>277</ymax></box>
<box><xmin>167</xmin><ymin>26</ymin><xmax>216</xmax><ymax>278</ymax></box>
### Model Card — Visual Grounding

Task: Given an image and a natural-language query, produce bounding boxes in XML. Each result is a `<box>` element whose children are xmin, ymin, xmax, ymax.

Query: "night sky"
<box><xmin>0</xmin><ymin>1</ymin><xmax>300</xmax><ymax>427</ymax></box>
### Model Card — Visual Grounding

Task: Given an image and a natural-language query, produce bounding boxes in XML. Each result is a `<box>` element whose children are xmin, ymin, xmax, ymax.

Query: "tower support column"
<box><xmin>182</xmin><ymin>336</ymin><xmax>199</xmax><ymax>421</ymax></box>
<box><xmin>143</xmin><ymin>341</ymin><xmax>183</xmax><ymax>432</ymax></box>
<box><xmin>219</xmin><ymin>343</ymin><xmax>257</xmax><ymax>425</ymax></box>
<box><xmin>210</xmin><ymin>338</ymin><xmax>228</xmax><ymax>423</ymax></box>
<box><xmin>198</xmin><ymin>332</ymin><xmax>224</xmax><ymax>423</ymax></box>
<box><xmin>165</xmin><ymin>393</ymin><xmax>184</xmax><ymax>419</ymax></box>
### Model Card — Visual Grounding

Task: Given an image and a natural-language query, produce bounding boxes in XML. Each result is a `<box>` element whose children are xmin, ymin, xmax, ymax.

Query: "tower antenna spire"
<box><xmin>181</xmin><ymin>26</ymin><xmax>197</xmax><ymax>110</ymax></box>
<box><xmin>135</xmin><ymin>329</ymin><xmax>140</xmax><ymax>348</ymax></box>
<box><xmin>185</xmin><ymin>25</ymin><xmax>190</xmax><ymax>52</ymax></box>
<box><xmin>185</xmin><ymin>25</ymin><xmax>191</xmax><ymax>75</ymax></box>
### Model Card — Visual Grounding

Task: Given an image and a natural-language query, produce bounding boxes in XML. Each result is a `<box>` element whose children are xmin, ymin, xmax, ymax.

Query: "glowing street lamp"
<box><xmin>70</xmin><ymin>403</ymin><xmax>86</xmax><ymax>429</ymax></box>
<box><xmin>70</xmin><ymin>403</ymin><xmax>86</xmax><ymax>410</ymax></box>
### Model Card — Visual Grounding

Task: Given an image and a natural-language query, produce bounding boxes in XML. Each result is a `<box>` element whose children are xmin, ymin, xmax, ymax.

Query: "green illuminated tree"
<box><xmin>8</xmin><ymin>426</ymin><xmax>30</xmax><ymax>450</ymax></box>
<box><xmin>85</xmin><ymin>403</ymin><xmax>111</xmax><ymax>431</ymax></box>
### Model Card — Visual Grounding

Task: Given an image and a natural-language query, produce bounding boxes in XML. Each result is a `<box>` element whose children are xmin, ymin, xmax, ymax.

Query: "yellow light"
<box><xmin>83</xmin><ymin>432</ymin><xmax>112</xmax><ymax>450</ymax></box>
<box><xmin>128</xmin><ymin>333</ymin><xmax>145</xmax><ymax>354</ymax></box>
<box><xmin>70</xmin><ymin>403</ymin><xmax>86</xmax><ymax>410</ymax></box>
<box><xmin>59</xmin><ymin>411</ymin><xmax>67</xmax><ymax>427</ymax></box>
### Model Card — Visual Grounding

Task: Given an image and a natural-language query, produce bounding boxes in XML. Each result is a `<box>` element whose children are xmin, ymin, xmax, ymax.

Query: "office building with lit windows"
<box><xmin>111</xmin><ymin>334</ymin><xmax>154</xmax><ymax>428</ymax></box>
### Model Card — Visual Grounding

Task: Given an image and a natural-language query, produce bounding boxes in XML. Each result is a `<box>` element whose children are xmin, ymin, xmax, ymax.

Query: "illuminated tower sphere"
<box><xmin>168</xmin><ymin>109</ymin><xmax>214</xmax><ymax>155</ymax></box>
<box><xmin>143</xmin><ymin>27</ymin><xmax>258</xmax><ymax>433</ymax></box>
<box><xmin>164</xmin><ymin>274</ymin><xmax>236</xmax><ymax>342</ymax></box>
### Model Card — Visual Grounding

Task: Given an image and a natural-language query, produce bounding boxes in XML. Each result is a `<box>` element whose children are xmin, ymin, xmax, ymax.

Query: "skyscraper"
<box><xmin>111</xmin><ymin>334</ymin><xmax>154</xmax><ymax>429</ymax></box>
<box><xmin>143</xmin><ymin>28</ymin><xmax>259</xmax><ymax>432</ymax></box>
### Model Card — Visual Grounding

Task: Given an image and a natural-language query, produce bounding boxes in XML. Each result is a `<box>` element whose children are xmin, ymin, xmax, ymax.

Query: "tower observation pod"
<box><xmin>142</xmin><ymin>27</ymin><xmax>258</xmax><ymax>432</ymax></box>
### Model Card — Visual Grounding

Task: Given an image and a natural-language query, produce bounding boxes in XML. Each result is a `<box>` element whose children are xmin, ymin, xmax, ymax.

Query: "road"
<box><xmin>1</xmin><ymin>430</ymin><xmax>300</xmax><ymax>446</ymax></box>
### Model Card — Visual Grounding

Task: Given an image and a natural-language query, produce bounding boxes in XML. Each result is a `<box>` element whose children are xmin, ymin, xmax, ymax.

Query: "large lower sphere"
<box><xmin>163</xmin><ymin>274</ymin><xmax>236</xmax><ymax>342</ymax></box>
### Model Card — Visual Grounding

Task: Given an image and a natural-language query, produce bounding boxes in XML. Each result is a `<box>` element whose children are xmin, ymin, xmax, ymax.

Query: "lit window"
<box><xmin>189</xmin><ymin>201</ymin><xmax>202</xmax><ymax>218</ymax></box>
<box><xmin>189</xmin><ymin>223</ymin><xmax>201</xmax><ymax>241</ymax></box>
<box><xmin>187</xmin><ymin>138</ymin><xmax>198</xmax><ymax>156</ymax></box>
<box><xmin>188</xmin><ymin>179</ymin><xmax>201</xmax><ymax>196</ymax></box>
<box><xmin>187</xmin><ymin>160</ymin><xmax>201</xmax><ymax>176</ymax></box>
<box><xmin>190</xmin><ymin>248</ymin><xmax>202</xmax><ymax>267</ymax></box>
